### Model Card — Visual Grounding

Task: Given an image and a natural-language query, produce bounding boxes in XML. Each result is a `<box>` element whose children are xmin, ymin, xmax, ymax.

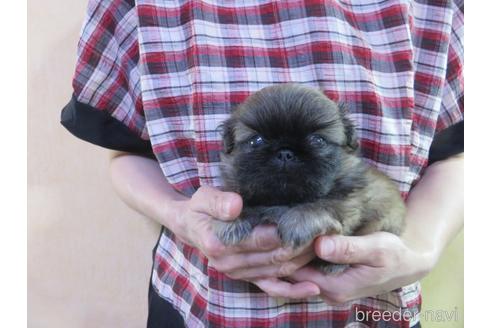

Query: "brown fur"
<box><xmin>214</xmin><ymin>84</ymin><xmax>406</xmax><ymax>274</ymax></box>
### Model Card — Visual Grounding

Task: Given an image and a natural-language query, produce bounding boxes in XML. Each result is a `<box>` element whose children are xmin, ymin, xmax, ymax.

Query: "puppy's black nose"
<box><xmin>276</xmin><ymin>149</ymin><xmax>295</xmax><ymax>162</ymax></box>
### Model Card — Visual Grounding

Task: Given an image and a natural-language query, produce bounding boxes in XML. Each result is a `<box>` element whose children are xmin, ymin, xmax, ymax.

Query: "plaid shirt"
<box><xmin>68</xmin><ymin>0</ymin><xmax>464</xmax><ymax>326</ymax></box>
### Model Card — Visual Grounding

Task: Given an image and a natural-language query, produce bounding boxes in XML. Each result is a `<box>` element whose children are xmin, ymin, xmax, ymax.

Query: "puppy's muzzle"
<box><xmin>277</xmin><ymin>149</ymin><xmax>295</xmax><ymax>161</ymax></box>
<box><xmin>274</xmin><ymin>149</ymin><xmax>297</xmax><ymax>167</ymax></box>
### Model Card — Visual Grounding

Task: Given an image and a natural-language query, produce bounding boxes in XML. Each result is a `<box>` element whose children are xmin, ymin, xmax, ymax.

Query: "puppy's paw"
<box><xmin>276</xmin><ymin>218</ymin><xmax>323</xmax><ymax>249</ymax></box>
<box><xmin>278</xmin><ymin>225</ymin><xmax>322</xmax><ymax>249</ymax></box>
<box><xmin>310</xmin><ymin>258</ymin><xmax>349</xmax><ymax>275</ymax></box>
<box><xmin>318</xmin><ymin>263</ymin><xmax>349</xmax><ymax>275</ymax></box>
<box><xmin>276</xmin><ymin>206</ymin><xmax>343</xmax><ymax>249</ymax></box>
<box><xmin>213</xmin><ymin>220</ymin><xmax>253</xmax><ymax>246</ymax></box>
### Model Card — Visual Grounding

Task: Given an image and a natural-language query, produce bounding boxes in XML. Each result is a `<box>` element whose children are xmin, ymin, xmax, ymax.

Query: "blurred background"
<box><xmin>27</xmin><ymin>0</ymin><xmax>463</xmax><ymax>327</ymax></box>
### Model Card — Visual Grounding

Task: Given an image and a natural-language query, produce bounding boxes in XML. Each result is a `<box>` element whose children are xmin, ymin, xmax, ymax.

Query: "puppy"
<box><xmin>214</xmin><ymin>84</ymin><xmax>405</xmax><ymax>274</ymax></box>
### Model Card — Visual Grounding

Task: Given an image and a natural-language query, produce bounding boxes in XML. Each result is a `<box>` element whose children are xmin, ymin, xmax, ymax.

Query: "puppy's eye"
<box><xmin>307</xmin><ymin>134</ymin><xmax>326</xmax><ymax>147</ymax></box>
<box><xmin>249</xmin><ymin>135</ymin><xmax>265</xmax><ymax>148</ymax></box>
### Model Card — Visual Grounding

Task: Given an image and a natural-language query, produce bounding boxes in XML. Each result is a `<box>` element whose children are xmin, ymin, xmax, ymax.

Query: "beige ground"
<box><xmin>27</xmin><ymin>1</ymin><xmax>463</xmax><ymax>327</ymax></box>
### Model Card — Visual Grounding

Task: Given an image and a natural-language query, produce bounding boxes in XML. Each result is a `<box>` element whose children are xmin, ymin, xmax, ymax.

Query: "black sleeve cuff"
<box><xmin>60</xmin><ymin>95</ymin><xmax>153</xmax><ymax>154</ymax></box>
<box><xmin>428</xmin><ymin>121</ymin><xmax>464</xmax><ymax>165</ymax></box>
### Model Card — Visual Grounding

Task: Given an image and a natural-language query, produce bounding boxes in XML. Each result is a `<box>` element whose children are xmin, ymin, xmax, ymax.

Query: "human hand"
<box><xmin>288</xmin><ymin>232</ymin><xmax>435</xmax><ymax>304</ymax></box>
<box><xmin>173</xmin><ymin>185</ymin><xmax>320</xmax><ymax>298</ymax></box>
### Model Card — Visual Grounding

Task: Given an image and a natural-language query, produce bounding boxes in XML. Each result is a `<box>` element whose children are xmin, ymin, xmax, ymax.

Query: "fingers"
<box><xmin>209</xmin><ymin>231</ymin><xmax>315</xmax><ymax>279</ymax></box>
<box><xmin>251</xmin><ymin>277</ymin><xmax>320</xmax><ymax>299</ymax></box>
<box><xmin>199</xmin><ymin>225</ymin><xmax>281</xmax><ymax>259</ymax></box>
<box><xmin>231</xmin><ymin>225</ymin><xmax>281</xmax><ymax>252</ymax></box>
<box><xmin>288</xmin><ymin>266</ymin><xmax>354</xmax><ymax>304</ymax></box>
<box><xmin>225</xmin><ymin>251</ymin><xmax>316</xmax><ymax>280</ymax></box>
<box><xmin>190</xmin><ymin>185</ymin><xmax>243</xmax><ymax>221</ymax></box>
<box><xmin>289</xmin><ymin>266</ymin><xmax>339</xmax><ymax>287</ymax></box>
<box><xmin>314</xmin><ymin>232</ymin><xmax>399</xmax><ymax>267</ymax></box>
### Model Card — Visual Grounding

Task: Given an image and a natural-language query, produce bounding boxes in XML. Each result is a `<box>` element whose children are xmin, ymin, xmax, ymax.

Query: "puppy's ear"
<box><xmin>339</xmin><ymin>103</ymin><xmax>359</xmax><ymax>152</ymax></box>
<box><xmin>218</xmin><ymin>117</ymin><xmax>237</xmax><ymax>154</ymax></box>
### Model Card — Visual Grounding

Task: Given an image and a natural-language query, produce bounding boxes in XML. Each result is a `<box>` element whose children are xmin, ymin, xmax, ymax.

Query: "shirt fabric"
<box><xmin>62</xmin><ymin>0</ymin><xmax>464</xmax><ymax>327</ymax></box>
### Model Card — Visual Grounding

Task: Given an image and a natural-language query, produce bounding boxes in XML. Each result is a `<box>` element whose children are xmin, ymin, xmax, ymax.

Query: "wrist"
<box><xmin>154</xmin><ymin>198</ymin><xmax>189</xmax><ymax>237</ymax></box>
<box><xmin>400</xmin><ymin>232</ymin><xmax>439</xmax><ymax>278</ymax></box>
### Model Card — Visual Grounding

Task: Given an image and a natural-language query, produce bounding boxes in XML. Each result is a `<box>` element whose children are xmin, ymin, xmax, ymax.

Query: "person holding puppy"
<box><xmin>61</xmin><ymin>0</ymin><xmax>463</xmax><ymax>327</ymax></box>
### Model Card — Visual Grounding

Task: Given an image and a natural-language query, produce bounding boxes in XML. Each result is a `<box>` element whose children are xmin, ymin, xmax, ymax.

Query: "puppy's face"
<box><xmin>220</xmin><ymin>84</ymin><xmax>358</xmax><ymax>206</ymax></box>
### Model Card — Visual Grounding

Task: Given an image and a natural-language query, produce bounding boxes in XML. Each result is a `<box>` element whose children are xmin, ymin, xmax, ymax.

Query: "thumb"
<box><xmin>190</xmin><ymin>185</ymin><xmax>243</xmax><ymax>221</ymax></box>
<box><xmin>314</xmin><ymin>233</ymin><xmax>389</xmax><ymax>266</ymax></box>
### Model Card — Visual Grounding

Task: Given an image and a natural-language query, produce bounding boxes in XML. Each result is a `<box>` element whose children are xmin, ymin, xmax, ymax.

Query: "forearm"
<box><xmin>109</xmin><ymin>152</ymin><xmax>317</xmax><ymax>298</ymax></box>
<box><xmin>401</xmin><ymin>153</ymin><xmax>464</xmax><ymax>268</ymax></box>
<box><xmin>109</xmin><ymin>152</ymin><xmax>188</xmax><ymax>233</ymax></box>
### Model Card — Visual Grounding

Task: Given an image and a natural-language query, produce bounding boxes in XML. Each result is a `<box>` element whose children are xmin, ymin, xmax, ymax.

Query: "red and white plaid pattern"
<box><xmin>72</xmin><ymin>0</ymin><xmax>463</xmax><ymax>326</ymax></box>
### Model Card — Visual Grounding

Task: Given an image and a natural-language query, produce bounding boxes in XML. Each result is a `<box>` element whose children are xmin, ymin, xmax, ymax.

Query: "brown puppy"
<box><xmin>214</xmin><ymin>84</ymin><xmax>405</xmax><ymax>274</ymax></box>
